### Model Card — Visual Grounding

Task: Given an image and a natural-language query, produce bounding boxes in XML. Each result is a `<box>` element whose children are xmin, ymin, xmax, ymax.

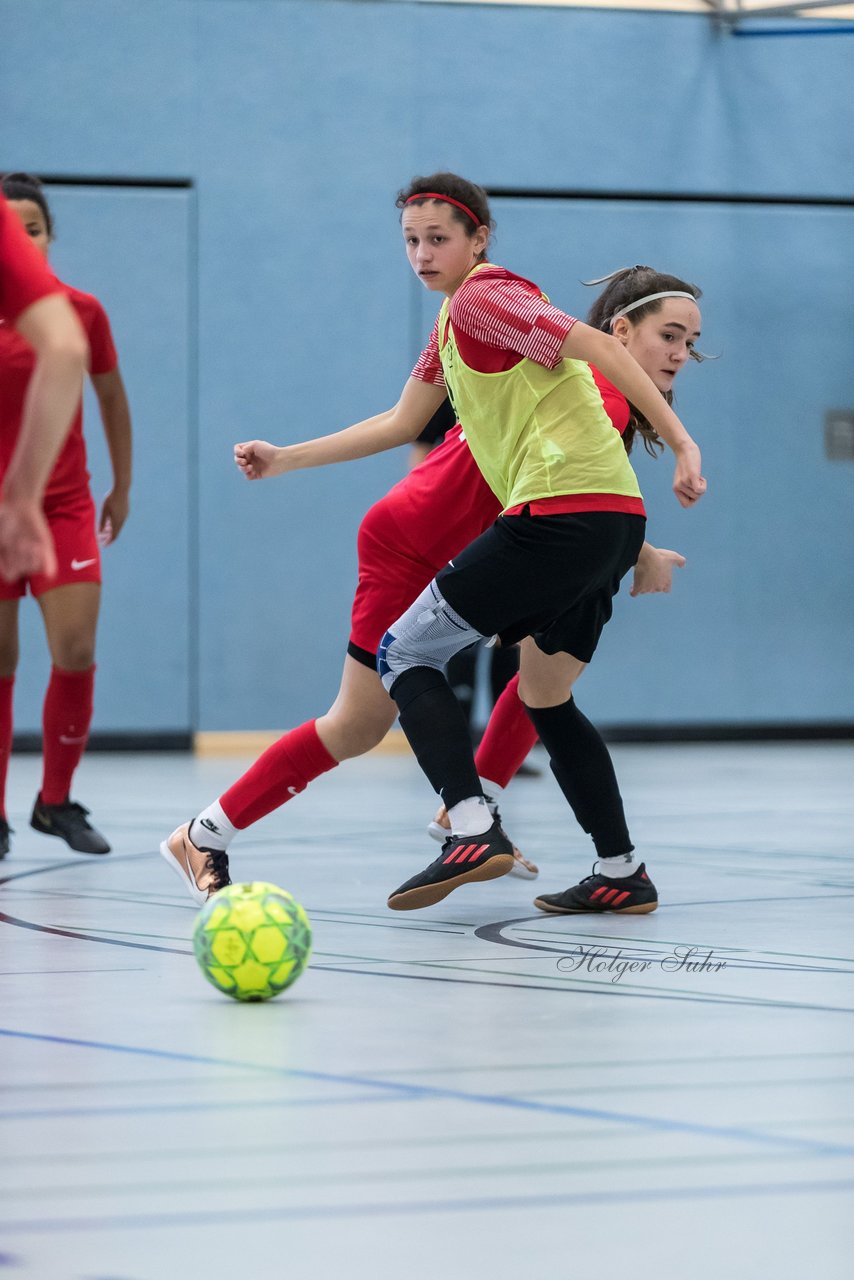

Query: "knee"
<box><xmin>377</xmin><ymin>628</ymin><xmax>410</xmax><ymax>693</ymax></box>
<box><xmin>317</xmin><ymin>708</ymin><xmax>393</xmax><ymax>762</ymax></box>
<box><xmin>377</xmin><ymin>585</ymin><xmax>485</xmax><ymax>695</ymax></box>
<box><xmin>0</xmin><ymin>641</ymin><xmax>18</xmax><ymax>677</ymax></box>
<box><xmin>518</xmin><ymin>671</ymin><xmax>575</xmax><ymax>709</ymax></box>
<box><xmin>52</xmin><ymin>637</ymin><xmax>96</xmax><ymax>672</ymax></box>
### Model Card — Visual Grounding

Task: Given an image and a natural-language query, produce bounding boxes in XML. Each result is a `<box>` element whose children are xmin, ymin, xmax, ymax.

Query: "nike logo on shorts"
<box><xmin>71</xmin><ymin>558</ymin><xmax>97</xmax><ymax>571</ymax></box>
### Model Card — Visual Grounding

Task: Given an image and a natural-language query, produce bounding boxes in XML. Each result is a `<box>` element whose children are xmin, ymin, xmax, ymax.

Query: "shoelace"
<box><xmin>203</xmin><ymin>850</ymin><xmax>231</xmax><ymax>891</ymax></box>
<box><xmin>59</xmin><ymin>802</ymin><xmax>93</xmax><ymax>828</ymax></box>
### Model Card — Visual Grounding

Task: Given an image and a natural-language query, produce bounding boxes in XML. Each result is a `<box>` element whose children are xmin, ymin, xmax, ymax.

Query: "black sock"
<box><xmin>524</xmin><ymin>696</ymin><xmax>633</xmax><ymax>859</ymax></box>
<box><xmin>391</xmin><ymin>666</ymin><xmax>483</xmax><ymax>810</ymax></box>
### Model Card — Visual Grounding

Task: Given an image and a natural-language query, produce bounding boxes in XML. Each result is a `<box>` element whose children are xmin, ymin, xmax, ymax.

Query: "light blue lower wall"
<box><xmin>1</xmin><ymin>1</ymin><xmax>852</xmax><ymax>730</ymax></box>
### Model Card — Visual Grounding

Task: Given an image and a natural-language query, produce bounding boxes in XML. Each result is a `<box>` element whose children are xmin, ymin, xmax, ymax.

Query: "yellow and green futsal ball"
<box><xmin>192</xmin><ymin>881</ymin><xmax>312</xmax><ymax>1001</ymax></box>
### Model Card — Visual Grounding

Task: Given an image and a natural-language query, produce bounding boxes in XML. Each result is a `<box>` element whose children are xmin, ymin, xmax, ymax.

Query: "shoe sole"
<box><xmin>533</xmin><ymin>897</ymin><xmax>658</xmax><ymax>915</ymax></box>
<box><xmin>30</xmin><ymin>815</ymin><xmax>110</xmax><ymax>855</ymax></box>
<box><xmin>389</xmin><ymin>853</ymin><xmax>516</xmax><ymax>911</ymax></box>
<box><xmin>159</xmin><ymin>836</ymin><xmax>208</xmax><ymax>906</ymax></box>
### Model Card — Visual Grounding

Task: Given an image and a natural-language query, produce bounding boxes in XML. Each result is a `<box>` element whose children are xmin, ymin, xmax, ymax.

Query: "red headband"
<box><xmin>404</xmin><ymin>192</ymin><xmax>481</xmax><ymax>227</ymax></box>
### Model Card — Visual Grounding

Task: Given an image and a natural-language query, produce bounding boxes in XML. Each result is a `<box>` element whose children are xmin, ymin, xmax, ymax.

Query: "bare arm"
<box><xmin>4</xmin><ymin>293</ymin><xmax>88</xmax><ymax>502</ymax></box>
<box><xmin>235</xmin><ymin>378</ymin><xmax>446</xmax><ymax>479</ymax></box>
<box><xmin>559</xmin><ymin>323</ymin><xmax>706</xmax><ymax>508</ymax></box>
<box><xmin>0</xmin><ymin>294</ymin><xmax>88</xmax><ymax>581</ymax></box>
<box><xmin>91</xmin><ymin>367</ymin><xmax>133</xmax><ymax>542</ymax></box>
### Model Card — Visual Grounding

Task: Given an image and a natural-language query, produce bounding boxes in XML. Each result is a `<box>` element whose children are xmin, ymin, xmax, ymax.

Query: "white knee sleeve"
<box><xmin>377</xmin><ymin>581</ymin><xmax>487</xmax><ymax>693</ymax></box>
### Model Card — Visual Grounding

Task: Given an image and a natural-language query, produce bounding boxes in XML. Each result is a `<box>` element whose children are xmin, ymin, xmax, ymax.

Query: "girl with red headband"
<box><xmin>160</xmin><ymin>172</ymin><xmax>703</xmax><ymax>917</ymax></box>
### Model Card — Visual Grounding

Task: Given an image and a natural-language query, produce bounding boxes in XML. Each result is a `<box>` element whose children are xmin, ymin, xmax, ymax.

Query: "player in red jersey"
<box><xmin>0</xmin><ymin>192</ymin><xmax>88</xmax><ymax>584</ymax></box>
<box><xmin>0</xmin><ymin>175</ymin><xmax>133</xmax><ymax>859</ymax></box>
<box><xmin>160</xmin><ymin>261</ymin><xmax>696</xmax><ymax>905</ymax></box>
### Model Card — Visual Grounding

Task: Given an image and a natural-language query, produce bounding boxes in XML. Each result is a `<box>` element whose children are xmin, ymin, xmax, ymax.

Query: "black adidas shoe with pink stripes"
<box><xmin>534</xmin><ymin>863</ymin><xmax>658</xmax><ymax>915</ymax></box>
<box><xmin>387</xmin><ymin>819</ymin><xmax>515</xmax><ymax>911</ymax></box>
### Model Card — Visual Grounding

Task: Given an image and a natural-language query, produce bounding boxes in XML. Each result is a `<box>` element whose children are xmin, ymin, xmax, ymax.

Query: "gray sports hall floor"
<box><xmin>1</xmin><ymin>741</ymin><xmax>852</xmax><ymax>1280</ymax></box>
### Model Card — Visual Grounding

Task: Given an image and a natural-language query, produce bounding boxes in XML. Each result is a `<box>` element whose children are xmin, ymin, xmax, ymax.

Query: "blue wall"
<box><xmin>1</xmin><ymin>0</ymin><xmax>852</xmax><ymax>731</ymax></box>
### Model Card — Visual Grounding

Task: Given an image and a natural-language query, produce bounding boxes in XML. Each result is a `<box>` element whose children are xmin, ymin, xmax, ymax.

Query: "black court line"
<box><xmin>3</xmin><ymin>904</ymin><xmax>853</xmax><ymax>1014</ymax></box>
<box><xmin>476</xmin><ymin>915</ymin><xmax>854</xmax><ymax>963</ymax></box>
<box><xmin>310</xmin><ymin>963</ymin><xmax>854</xmax><ymax>1016</ymax></box>
<box><xmin>4</xmin><ymin>860</ymin><xmax>852</xmax><ymax>1011</ymax></box>
<box><xmin>0</xmin><ymin>911</ymin><xmax>190</xmax><ymax>956</ymax></box>
<box><xmin>3</xmin><ymin>1146</ymin><xmax>844</xmax><ymax>1203</ymax></box>
<box><xmin>0</xmin><ymin>851</ymin><xmax>154</xmax><ymax>889</ymax></box>
<box><xmin>3</xmin><ymin>1176</ymin><xmax>854</xmax><ymax>1234</ymax></box>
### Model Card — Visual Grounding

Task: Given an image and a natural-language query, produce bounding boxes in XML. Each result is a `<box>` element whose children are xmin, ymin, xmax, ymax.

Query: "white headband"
<box><xmin>610</xmin><ymin>290</ymin><xmax>697</xmax><ymax>324</ymax></box>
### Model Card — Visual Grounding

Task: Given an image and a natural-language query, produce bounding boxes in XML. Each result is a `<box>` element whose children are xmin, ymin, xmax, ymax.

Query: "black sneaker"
<box><xmin>388</xmin><ymin>819</ymin><xmax>515</xmax><ymax>911</ymax></box>
<box><xmin>0</xmin><ymin>817</ymin><xmax>10</xmax><ymax>859</ymax></box>
<box><xmin>30</xmin><ymin>797</ymin><xmax>111</xmax><ymax>855</ymax></box>
<box><xmin>534</xmin><ymin>863</ymin><xmax>658</xmax><ymax>915</ymax></box>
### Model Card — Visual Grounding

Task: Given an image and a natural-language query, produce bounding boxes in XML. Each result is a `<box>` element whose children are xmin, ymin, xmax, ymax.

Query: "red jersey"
<box><xmin>0</xmin><ymin>194</ymin><xmax>60</xmax><ymax>324</ymax></box>
<box><xmin>379</xmin><ymin>365</ymin><xmax>630</xmax><ymax>570</ymax></box>
<box><xmin>350</xmin><ymin>367</ymin><xmax>632</xmax><ymax>654</ymax></box>
<box><xmin>0</xmin><ymin>279</ymin><xmax>117</xmax><ymax>500</ymax></box>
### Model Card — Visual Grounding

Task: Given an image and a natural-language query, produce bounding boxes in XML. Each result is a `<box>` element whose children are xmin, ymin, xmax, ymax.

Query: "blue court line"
<box><xmin>2</xmin><ymin>1027</ymin><xmax>854</xmax><ymax>1160</ymax></box>
<box><xmin>0</xmin><ymin>1093</ymin><xmax>405</xmax><ymax>1122</ymax></box>
<box><xmin>2</xmin><ymin>1176</ymin><xmax>854</xmax><ymax>1234</ymax></box>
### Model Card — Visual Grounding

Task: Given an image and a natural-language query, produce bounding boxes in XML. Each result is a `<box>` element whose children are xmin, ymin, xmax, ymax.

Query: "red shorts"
<box><xmin>349</xmin><ymin>499</ymin><xmax>435</xmax><ymax>658</ymax></box>
<box><xmin>348</xmin><ymin>431</ymin><xmax>502</xmax><ymax>665</ymax></box>
<box><xmin>0</xmin><ymin>488</ymin><xmax>101</xmax><ymax>600</ymax></box>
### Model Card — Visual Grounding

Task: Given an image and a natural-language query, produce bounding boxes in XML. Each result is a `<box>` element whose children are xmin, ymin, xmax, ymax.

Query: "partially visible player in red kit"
<box><xmin>0</xmin><ymin>194</ymin><xmax>88</xmax><ymax>582</ymax></box>
<box><xmin>0</xmin><ymin>174</ymin><xmax>133</xmax><ymax>858</ymax></box>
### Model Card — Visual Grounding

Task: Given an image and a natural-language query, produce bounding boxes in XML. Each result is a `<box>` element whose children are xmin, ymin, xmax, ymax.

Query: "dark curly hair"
<box><xmin>1</xmin><ymin>172</ymin><xmax>54</xmax><ymax>238</ymax></box>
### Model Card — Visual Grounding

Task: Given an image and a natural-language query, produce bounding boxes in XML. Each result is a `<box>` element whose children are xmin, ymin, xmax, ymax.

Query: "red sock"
<box><xmin>220</xmin><ymin>719</ymin><xmax>338</xmax><ymax>829</ymax></box>
<box><xmin>475</xmin><ymin>673</ymin><xmax>539</xmax><ymax>789</ymax></box>
<box><xmin>0</xmin><ymin>675</ymin><xmax>14</xmax><ymax>818</ymax></box>
<box><xmin>41</xmin><ymin>665</ymin><xmax>95</xmax><ymax>805</ymax></box>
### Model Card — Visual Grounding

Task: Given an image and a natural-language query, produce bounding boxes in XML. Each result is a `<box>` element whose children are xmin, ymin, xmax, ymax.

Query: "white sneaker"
<box><xmin>159</xmin><ymin>821</ymin><xmax>231</xmax><ymax>905</ymax></box>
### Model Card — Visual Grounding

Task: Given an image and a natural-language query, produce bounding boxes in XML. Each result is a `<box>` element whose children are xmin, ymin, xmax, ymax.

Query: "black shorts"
<box><xmin>435</xmin><ymin>510</ymin><xmax>646</xmax><ymax>664</ymax></box>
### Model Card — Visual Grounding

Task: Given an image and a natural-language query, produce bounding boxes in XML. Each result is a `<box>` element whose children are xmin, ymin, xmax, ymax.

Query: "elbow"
<box><xmin>44</xmin><ymin>330</ymin><xmax>89</xmax><ymax>376</ymax></box>
<box><xmin>46</xmin><ymin>309</ymin><xmax>89</xmax><ymax>370</ymax></box>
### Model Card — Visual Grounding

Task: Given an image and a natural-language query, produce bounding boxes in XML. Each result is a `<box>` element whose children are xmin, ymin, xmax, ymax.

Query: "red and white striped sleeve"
<box><xmin>451</xmin><ymin>274</ymin><xmax>576</xmax><ymax>368</ymax></box>
<box><xmin>410</xmin><ymin>315</ymin><xmax>446</xmax><ymax>387</ymax></box>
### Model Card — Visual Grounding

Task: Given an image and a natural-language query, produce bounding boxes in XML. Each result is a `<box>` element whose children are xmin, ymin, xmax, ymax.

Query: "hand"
<box><xmin>630</xmin><ymin>546</ymin><xmax>686</xmax><ymax>597</ymax></box>
<box><xmin>99</xmin><ymin>489</ymin><xmax>130</xmax><ymax>545</ymax></box>
<box><xmin>0</xmin><ymin>498</ymin><xmax>57</xmax><ymax>582</ymax></box>
<box><xmin>673</xmin><ymin>441</ymin><xmax>707</xmax><ymax>508</ymax></box>
<box><xmin>234</xmin><ymin>440</ymin><xmax>286</xmax><ymax>480</ymax></box>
